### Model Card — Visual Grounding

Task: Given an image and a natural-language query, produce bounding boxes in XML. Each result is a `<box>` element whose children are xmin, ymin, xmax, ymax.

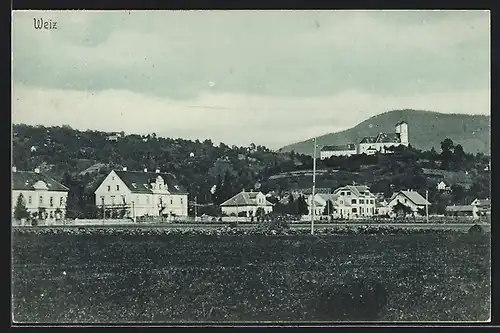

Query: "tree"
<box><xmin>14</xmin><ymin>193</ymin><xmax>30</xmax><ymax>220</ymax></box>
<box><xmin>322</xmin><ymin>200</ymin><xmax>335</xmax><ymax>216</ymax></box>
<box><xmin>296</xmin><ymin>195</ymin><xmax>309</xmax><ymax>216</ymax></box>
<box><xmin>392</xmin><ymin>201</ymin><xmax>413</xmax><ymax>216</ymax></box>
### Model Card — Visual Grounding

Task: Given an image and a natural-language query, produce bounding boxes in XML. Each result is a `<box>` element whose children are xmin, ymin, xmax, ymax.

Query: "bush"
<box><xmin>468</xmin><ymin>224</ymin><xmax>483</xmax><ymax>234</ymax></box>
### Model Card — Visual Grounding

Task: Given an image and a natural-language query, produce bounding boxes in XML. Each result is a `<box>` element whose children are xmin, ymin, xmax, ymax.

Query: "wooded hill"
<box><xmin>280</xmin><ymin>109</ymin><xmax>491</xmax><ymax>156</ymax></box>
<box><xmin>12</xmin><ymin>124</ymin><xmax>490</xmax><ymax>218</ymax></box>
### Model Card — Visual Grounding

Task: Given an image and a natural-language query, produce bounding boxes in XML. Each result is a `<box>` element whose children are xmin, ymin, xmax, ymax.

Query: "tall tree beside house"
<box><xmin>322</xmin><ymin>200</ymin><xmax>335</xmax><ymax>216</ymax></box>
<box><xmin>14</xmin><ymin>193</ymin><xmax>30</xmax><ymax>220</ymax></box>
<box><xmin>220</xmin><ymin>170</ymin><xmax>234</xmax><ymax>203</ymax></box>
<box><xmin>296</xmin><ymin>195</ymin><xmax>309</xmax><ymax>216</ymax></box>
<box><xmin>212</xmin><ymin>174</ymin><xmax>223</xmax><ymax>205</ymax></box>
<box><xmin>287</xmin><ymin>195</ymin><xmax>298</xmax><ymax>216</ymax></box>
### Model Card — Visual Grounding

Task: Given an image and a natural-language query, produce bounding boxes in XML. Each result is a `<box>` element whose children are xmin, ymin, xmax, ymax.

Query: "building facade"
<box><xmin>94</xmin><ymin>168</ymin><xmax>188</xmax><ymax>219</ymax></box>
<box><xmin>12</xmin><ymin>167</ymin><xmax>69</xmax><ymax>220</ymax></box>
<box><xmin>320</xmin><ymin>144</ymin><xmax>357</xmax><ymax>160</ymax></box>
<box><xmin>330</xmin><ymin>185</ymin><xmax>377</xmax><ymax>219</ymax></box>
<box><xmin>320</xmin><ymin>121</ymin><xmax>409</xmax><ymax>158</ymax></box>
<box><xmin>220</xmin><ymin>190</ymin><xmax>274</xmax><ymax>217</ymax></box>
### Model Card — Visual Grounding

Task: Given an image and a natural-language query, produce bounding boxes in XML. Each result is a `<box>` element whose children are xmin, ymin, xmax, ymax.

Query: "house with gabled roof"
<box><xmin>12</xmin><ymin>166</ymin><xmax>69</xmax><ymax>221</ymax></box>
<box><xmin>332</xmin><ymin>185</ymin><xmax>377</xmax><ymax>219</ymax></box>
<box><xmin>94</xmin><ymin>168</ymin><xmax>188</xmax><ymax>219</ymax></box>
<box><xmin>470</xmin><ymin>198</ymin><xmax>491</xmax><ymax>216</ymax></box>
<box><xmin>387</xmin><ymin>190</ymin><xmax>431</xmax><ymax>215</ymax></box>
<box><xmin>220</xmin><ymin>190</ymin><xmax>274</xmax><ymax>217</ymax></box>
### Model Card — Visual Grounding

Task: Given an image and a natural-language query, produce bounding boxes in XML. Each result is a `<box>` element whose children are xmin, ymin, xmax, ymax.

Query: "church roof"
<box><xmin>360</xmin><ymin>132</ymin><xmax>402</xmax><ymax>144</ymax></box>
<box><xmin>321</xmin><ymin>144</ymin><xmax>356</xmax><ymax>152</ymax></box>
<box><xmin>12</xmin><ymin>171</ymin><xmax>69</xmax><ymax>192</ymax></box>
<box><xmin>114</xmin><ymin>170</ymin><xmax>187</xmax><ymax>194</ymax></box>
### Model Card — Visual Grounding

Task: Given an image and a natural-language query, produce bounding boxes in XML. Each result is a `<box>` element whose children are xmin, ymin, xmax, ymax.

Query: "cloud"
<box><xmin>12</xmin><ymin>10</ymin><xmax>490</xmax><ymax>99</ymax></box>
<box><xmin>11</xmin><ymin>10</ymin><xmax>490</xmax><ymax>148</ymax></box>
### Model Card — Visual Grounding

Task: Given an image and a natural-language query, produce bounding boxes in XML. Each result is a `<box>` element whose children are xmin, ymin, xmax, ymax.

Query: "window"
<box><xmin>340</xmin><ymin>200</ymin><xmax>344</xmax><ymax>204</ymax></box>
<box><xmin>101</xmin><ymin>197</ymin><xmax>105</xmax><ymax>206</ymax></box>
<box><xmin>170</xmin><ymin>199</ymin><xmax>173</xmax><ymax>205</ymax></box>
<box><xmin>116</xmin><ymin>185</ymin><xmax>120</xmax><ymax>191</ymax></box>
<box><xmin>346</xmin><ymin>192</ymin><xmax>351</xmax><ymax>196</ymax></box>
<box><xmin>370</xmin><ymin>199</ymin><xmax>374</xmax><ymax>204</ymax></box>
<box><xmin>181</xmin><ymin>198</ymin><xmax>183</xmax><ymax>204</ymax></box>
<box><xmin>122</xmin><ymin>195</ymin><xmax>126</xmax><ymax>204</ymax></box>
<box><xmin>28</xmin><ymin>196</ymin><xmax>32</xmax><ymax>204</ymax></box>
<box><xmin>341</xmin><ymin>192</ymin><xmax>345</xmax><ymax>196</ymax></box>
<box><xmin>50</xmin><ymin>197</ymin><xmax>54</xmax><ymax>207</ymax></box>
<box><xmin>361</xmin><ymin>207</ymin><xmax>364</xmax><ymax>213</ymax></box>
<box><xmin>352</xmin><ymin>208</ymin><xmax>357</xmax><ymax>213</ymax></box>
<box><xmin>107</xmin><ymin>185</ymin><xmax>111</xmax><ymax>192</ymax></box>
<box><xmin>112</xmin><ymin>176</ymin><xmax>115</xmax><ymax>180</ymax></box>
<box><xmin>352</xmin><ymin>199</ymin><xmax>357</xmax><ymax>204</ymax></box>
<box><xmin>359</xmin><ymin>199</ymin><xmax>365</xmax><ymax>204</ymax></box>
<box><xmin>60</xmin><ymin>197</ymin><xmax>63</xmax><ymax>206</ymax></box>
<box><xmin>111</xmin><ymin>196</ymin><xmax>115</xmax><ymax>206</ymax></box>
<box><xmin>39</xmin><ymin>196</ymin><xmax>43</xmax><ymax>205</ymax></box>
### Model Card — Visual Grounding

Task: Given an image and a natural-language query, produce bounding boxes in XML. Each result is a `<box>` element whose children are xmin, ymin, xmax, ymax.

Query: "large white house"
<box><xmin>94</xmin><ymin>168</ymin><xmax>188</xmax><ymax>218</ymax></box>
<box><xmin>320</xmin><ymin>144</ymin><xmax>357</xmax><ymax>160</ymax></box>
<box><xmin>12</xmin><ymin>167</ymin><xmax>69</xmax><ymax>220</ymax></box>
<box><xmin>387</xmin><ymin>190</ymin><xmax>431</xmax><ymax>215</ymax></box>
<box><xmin>332</xmin><ymin>185</ymin><xmax>377</xmax><ymax>218</ymax></box>
<box><xmin>220</xmin><ymin>190</ymin><xmax>274</xmax><ymax>217</ymax></box>
<box><xmin>321</xmin><ymin>121</ymin><xmax>409</xmax><ymax>158</ymax></box>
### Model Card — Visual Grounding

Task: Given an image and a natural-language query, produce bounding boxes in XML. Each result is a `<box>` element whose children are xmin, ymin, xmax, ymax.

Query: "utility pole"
<box><xmin>425</xmin><ymin>189</ymin><xmax>429</xmax><ymax>223</ymax></box>
<box><xmin>194</xmin><ymin>195</ymin><xmax>198</xmax><ymax>221</ymax></box>
<box><xmin>311</xmin><ymin>138</ymin><xmax>317</xmax><ymax>235</ymax></box>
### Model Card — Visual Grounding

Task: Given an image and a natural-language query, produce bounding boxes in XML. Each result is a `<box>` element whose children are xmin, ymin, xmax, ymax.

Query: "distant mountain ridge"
<box><xmin>279</xmin><ymin>110</ymin><xmax>490</xmax><ymax>156</ymax></box>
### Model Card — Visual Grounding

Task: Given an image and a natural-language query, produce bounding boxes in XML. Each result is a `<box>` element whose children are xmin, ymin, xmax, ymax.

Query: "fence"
<box><xmin>12</xmin><ymin>214</ymin><xmax>490</xmax><ymax>227</ymax></box>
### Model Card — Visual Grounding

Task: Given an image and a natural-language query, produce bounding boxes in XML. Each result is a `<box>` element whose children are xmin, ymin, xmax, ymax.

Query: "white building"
<box><xmin>320</xmin><ymin>144</ymin><xmax>357</xmax><ymax>160</ymax></box>
<box><xmin>388</xmin><ymin>190</ymin><xmax>431</xmax><ymax>215</ymax></box>
<box><xmin>445</xmin><ymin>205</ymin><xmax>479</xmax><ymax>219</ymax></box>
<box><xmin>471</xmin><ymin>198</ymin><xmax>491</xmax><ymax>216</ymax></box>
<box><xmin>333</xmin><ymin>185</ymin><xmax>377</xmax><ymax>218</ymax></box>
<box><xmin>307</xmin><ymin>193</ymin><xmax>339</xmax><ymax>216</ymax></box>
<box><xmin>12</xmin><ymin>167</ymin><xmax>69</xmax><ymax>221</ymax></box>
<box><xmin>220</xmin><ymin>190</ymin><xmax>274</xmax><ymax>217</ymax></box>
<box><xmin>94</xmin><ymin>168</ymin><xmax>188</xmax><ymax>219</ymax></box>
<box><xmin>436</xmin><ymin>180</ymin><xmax>450</xmax><ymax>191</ymax></box>
<box><xmin>320</xmin><ymin>121</ymin><xmax>409</xmax><ymax>157</ymax></box>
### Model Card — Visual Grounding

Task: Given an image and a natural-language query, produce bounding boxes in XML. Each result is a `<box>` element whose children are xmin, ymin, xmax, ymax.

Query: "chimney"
<box><xmin>34</xmin><ymin>168</ymin><xmax>40</xmax><ymax>174</ymax></box>
<box><xmin>122</xmin><ymin>167</ymin><xmax>128</xmax><ymax>171</ymax></box>
<box><xmin>144</xmin><ymin>168</ymin><xmax>148</xmax><ymax>173</ymax></box>
<box><xmin>156</xmin><ymin>169</ymin><xmax>160</xmax><ymax>174</ymax></box>
<box><xmin>12</xmin><ymin>166</ymin><xmax>16</xmax><ymax>173</ymax></box>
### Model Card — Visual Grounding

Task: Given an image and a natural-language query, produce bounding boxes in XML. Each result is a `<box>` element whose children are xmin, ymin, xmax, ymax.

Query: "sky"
<box><xmin>12</xmin><ymin>10</ymin><xmax>490</xmax><ymax>149</ymax></box>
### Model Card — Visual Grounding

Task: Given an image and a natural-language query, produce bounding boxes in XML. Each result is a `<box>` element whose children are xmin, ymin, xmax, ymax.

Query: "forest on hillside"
<box><xmin>12</xmin><ymin>124</ymin><xmax>490</xmax><ymax>218</ymax></box>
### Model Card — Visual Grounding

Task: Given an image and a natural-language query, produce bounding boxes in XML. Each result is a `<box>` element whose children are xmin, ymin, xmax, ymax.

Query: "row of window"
<box><xmin>25</xmin><ymin>195</ymin><xmax>64</xmax><ymax>207</ymax></box>
<box><xmin>107</xmin><ymin>185</ymin><xmax>120</xmax><ymax>191</ymax></box>
<box><xmin>342</xmin><ymin>207</ymin><xmax>375</xmax><ymax>214</ymax></box>
<box><xmin>100</xmin><ymin>195</ymin><xmax>183</xmax><ymax>206</ymax></box>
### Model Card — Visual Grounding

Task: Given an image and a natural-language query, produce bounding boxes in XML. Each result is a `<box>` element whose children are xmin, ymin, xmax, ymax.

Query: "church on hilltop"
<box><xmin>320</xmin><ymin>121</ymin><xmax>409</xmax><ymax>160</ymax></box>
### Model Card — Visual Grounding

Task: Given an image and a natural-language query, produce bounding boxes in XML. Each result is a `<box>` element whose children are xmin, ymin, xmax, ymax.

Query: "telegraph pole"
<box><xmin>311</xmin><ymin>138</ymin><xmax>317</xmax><ymax>235</ymax></box>
<box><xmin>425</xmin><ymin>189</ymin><xmax>429</xmax><ymax>223</ymax></box>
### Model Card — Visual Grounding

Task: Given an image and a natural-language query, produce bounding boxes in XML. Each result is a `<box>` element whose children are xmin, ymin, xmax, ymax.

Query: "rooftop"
<box><xmin>113</xmin><ymin>170</ymin><xmax>187</xmax><ymax>194</ymax></box>
<box><xmin>12</xmin><ymin>170</ymin><xmax>69</xmax><ymax>192</ymax></box>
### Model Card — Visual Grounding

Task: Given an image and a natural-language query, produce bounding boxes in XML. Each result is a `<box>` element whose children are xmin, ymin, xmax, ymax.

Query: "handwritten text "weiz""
<box><xmin>33</xmin><ymin>18</ymin><xmax>58</xmax><ymax>30</ymax></box>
